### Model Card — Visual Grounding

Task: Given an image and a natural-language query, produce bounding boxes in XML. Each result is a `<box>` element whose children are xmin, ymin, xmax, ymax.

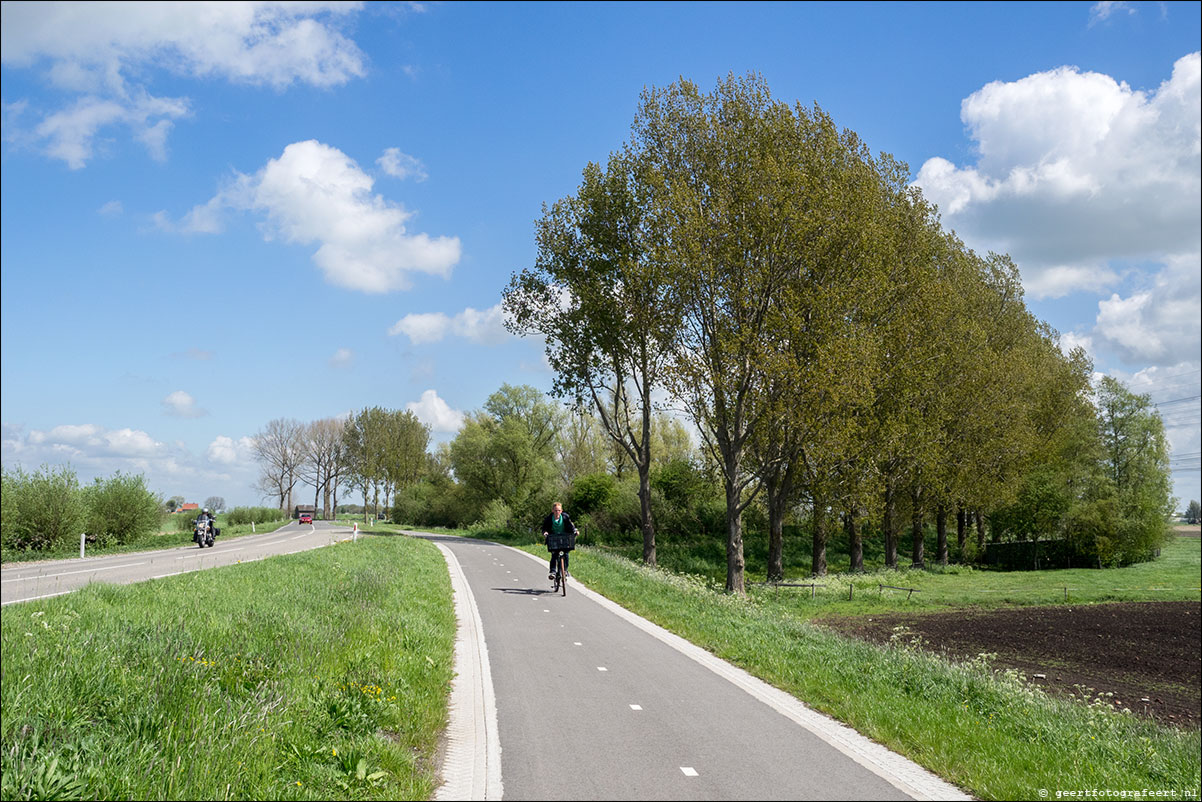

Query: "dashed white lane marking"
<box><xmin>597</xmin><ymin>666</ymin><xmax>608</xmax><ymax>671</ymax></box>
<box><xmin>151</xmin><ymin>569</ymin><xmax>194</xmax><ymax>579</ymax></box>
<box><xmin>681</xmin><ymin>767</ymin><xmax>698</xmax><ymax>777</ymax></box>
<box><xmin>507</xmin><ymin>543</ymin><xmax>970</xmax><ymax>801</ymax></box>
<box><xmin>574</xmin><ymin>642</ymin><xmax>582</xmax><ymax>646</ymax></box>
<box><xmin>630</xmin><ymin>704</ymin><xmax>642</xmax><ymax>711</ymax></box>
<box><xmin>543</xmin><ymin>609</ymin><xmax>550</xmax><ymax>613</ymax></box>
<box><xmin>2</xmin><ymin>561</ymin><xmax>146</xmax><ymax>582</ymax></box>
<box><xmin>290</xmin><ymin>532</ymin><xmax>309</xmax><ymax>540</ymax></box>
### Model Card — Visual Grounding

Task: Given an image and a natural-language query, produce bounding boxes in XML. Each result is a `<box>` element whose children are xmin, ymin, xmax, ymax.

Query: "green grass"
<box><xmin>593</xmin><ymin>534</ymin><xmax>1202</xmax><ymax>616</ymax></box>
<box><xmin>0</xmin><ymin>536</ymin><xmax>455</xmax><ymax>801</ymax></box>
<box><xmin>0</xmin><ymin>516</ymin><xmax>293</xmax><ymax>565</ymax></box>
<box><xmin>408</xmin><ymin>523</ymin><xmax>1200</xmax><ymax>800</ymax></box>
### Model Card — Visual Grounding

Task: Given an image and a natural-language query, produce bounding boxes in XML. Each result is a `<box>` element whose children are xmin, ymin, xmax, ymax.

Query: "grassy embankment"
<box><xmin>0</xmin><ymin>514</ymin><xmax>294</xmax><ymax>565</ymax></box>
<box><xmin>0</xmin><ymin>535</ymin><xmax>454</xmax><ymax>801</ymax></box>
<box><xmin>407</xmin><ymin>523</ymin><xmax>1200</xmax><ymax>800</ymax></box>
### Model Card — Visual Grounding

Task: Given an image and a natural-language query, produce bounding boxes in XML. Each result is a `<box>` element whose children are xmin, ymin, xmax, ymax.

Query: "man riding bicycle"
<box><xmin>542</xmin><ymin>502</ymin><xmax>577</xmax><ymax>581</ymax></box>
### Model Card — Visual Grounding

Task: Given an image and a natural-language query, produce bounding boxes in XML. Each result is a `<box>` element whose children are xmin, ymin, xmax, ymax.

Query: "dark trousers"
<box><xmin>548</xmin><ymin>550</ymin><xmax>570</xmax><ymax>575</ymax></box>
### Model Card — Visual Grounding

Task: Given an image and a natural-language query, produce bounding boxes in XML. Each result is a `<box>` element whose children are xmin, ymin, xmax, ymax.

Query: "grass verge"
<box><xmin>1</xmin><ymin>535</ymin><xmax>454</xmax><ymax>801</ymax></box>
<box><xmin>407</xmin><ymin>524</ymin><xmax>1200</xmax><ymax>800</ymax></box>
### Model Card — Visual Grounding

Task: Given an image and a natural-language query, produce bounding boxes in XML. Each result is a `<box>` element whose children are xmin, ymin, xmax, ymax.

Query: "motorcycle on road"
<box><xmin>193</xmin><ymin>518</ymin><xmax>215</xmax><ymax>548</ymax></box>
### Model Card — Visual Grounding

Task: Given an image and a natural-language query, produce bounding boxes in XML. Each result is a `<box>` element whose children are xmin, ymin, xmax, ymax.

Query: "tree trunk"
<box><xmin>936</xmin><ymin>504</ymin><xmax>948</xmax><ymax>566</ymax></box>
<box><xmin>765</xmin><ymin>475</ymin><xmax>785</xmax><ymax>582</ymax></box>
<box><xmin>638</xmin><ymin>463</ymin><xmax>656</xmax><ymax>568</ymax></box>
<box><xmin>846</xmin><ymin>508</ymin><xmax>863</xmax><ymax>572</ymax></box>
<box><xmin>910</xmin><ymin>489</ymin><xmax>925</xmax><ymax>569</ymax></box>
<box><xmin>956</xmin><ymin>506</ymin><xmax>967</xmax><ymax>561</ymax></box>
<box><xmin>811</xmin><ymin>495</ymin><xmax>828</xmax><ymax>577</ymax></box>
<box><xmin>975</xmin><ymin>510</ymin><xmax>986</xmax><ymax>557</ymax></box>
<box><xmin>883</xmin><ymin>480</ymin><xmax>898</xmax><ymax>569</ymax></box>
<box><xmin>723</xmin><ymin>469</ymin><xmax>746</xmax><ymax>595</ymax></box>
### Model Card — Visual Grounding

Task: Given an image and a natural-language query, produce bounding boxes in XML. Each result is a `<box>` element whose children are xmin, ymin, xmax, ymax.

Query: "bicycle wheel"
<box><xmin>559</xmin><ymin>554</ymin><xmax>567</xmax><ymax>596</ymax></box>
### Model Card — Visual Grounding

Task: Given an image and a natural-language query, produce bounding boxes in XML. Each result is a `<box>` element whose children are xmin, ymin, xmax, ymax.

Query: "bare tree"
<box><xmin>203</xmin><ymin>496</ymin><xmax>226</xmax><ymax>513</ymax></box>
<box><xmin>252</xmin><ymin>418</ymin><xmax>305</xmax><ymax>514</ymax></box>
<box><xmin>300</xmin><ymin>417</ymin><xmax>346</xmax><ymax>519</ymax></box>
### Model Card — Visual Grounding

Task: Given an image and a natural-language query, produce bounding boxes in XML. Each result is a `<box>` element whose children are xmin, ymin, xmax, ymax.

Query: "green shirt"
<box><xmin>551</xmin><ymin>514</ymin><xmax>565</xmax><ymax>535</ymax></box>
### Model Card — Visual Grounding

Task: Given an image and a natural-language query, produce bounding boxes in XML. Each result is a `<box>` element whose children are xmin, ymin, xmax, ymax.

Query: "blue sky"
<box><xmin>2</xmin><ymin>1</ymin><xmax>1199</xmax><ymax>509</ymax></box>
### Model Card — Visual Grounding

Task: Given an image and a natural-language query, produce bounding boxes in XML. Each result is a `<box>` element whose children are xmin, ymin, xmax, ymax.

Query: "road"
<box><xmin>0</xmin><ymin>520</ymin><xmax>354</xmax><ymax>606</ymax></box>
<box><xmin>423</xmin><ymin>532</ymin><xmax>968</xmax><ymax>801</ymax></box>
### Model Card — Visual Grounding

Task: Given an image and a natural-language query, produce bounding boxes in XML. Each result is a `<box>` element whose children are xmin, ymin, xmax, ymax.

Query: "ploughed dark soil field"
<box><xmin>817</xmin><ymin>601</ymin><xmax>1201</xmax><ymax>728</ymax></box>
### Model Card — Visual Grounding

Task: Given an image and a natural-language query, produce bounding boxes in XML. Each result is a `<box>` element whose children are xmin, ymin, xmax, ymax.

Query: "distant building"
<box><xmin>293</xmin><ymin>504</ymin><xmax>317</xmax><ymax>519</ymax></box>
<box><xmin>177</xmin><ymin>503</ymin><xmax>199</xmax><ymax>514</ymax></box>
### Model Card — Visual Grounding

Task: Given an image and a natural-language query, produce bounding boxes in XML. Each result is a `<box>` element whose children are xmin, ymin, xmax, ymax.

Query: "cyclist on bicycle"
<box><xmin>542</xmin><ymin>502</ymin><xmax>578</xmax><ymax>581</ymax></box>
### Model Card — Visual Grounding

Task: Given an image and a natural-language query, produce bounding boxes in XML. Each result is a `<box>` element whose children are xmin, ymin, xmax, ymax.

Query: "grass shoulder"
<box><xmin>0</xmin><ymin>535</ymin><xmax>455</xmax><ymax>801</ymax></box>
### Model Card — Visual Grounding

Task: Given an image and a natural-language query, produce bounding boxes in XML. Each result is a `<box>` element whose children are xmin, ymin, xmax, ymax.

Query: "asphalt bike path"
<box><xmin>422</xmin><ymin>532</ymin><xmax>968</xmax><ymax>801</ymax></box>
<box><xmin>0</xmin><ymin>520</ymin><xmax>354</xmax><ymax>606</ymax></box>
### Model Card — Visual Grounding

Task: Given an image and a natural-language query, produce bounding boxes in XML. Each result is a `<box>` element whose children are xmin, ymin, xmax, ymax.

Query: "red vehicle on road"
<box><xmin>299</xmin><ymin>513</ymin><xmax>313</xmax><ymax>524</ymax></box>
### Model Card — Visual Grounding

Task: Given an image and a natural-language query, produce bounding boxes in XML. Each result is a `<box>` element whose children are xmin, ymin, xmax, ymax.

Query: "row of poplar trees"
<box><xmin>503</xmin><ymin>73</ymin><xmax>1104</xmax><ymax>595</ymax></box>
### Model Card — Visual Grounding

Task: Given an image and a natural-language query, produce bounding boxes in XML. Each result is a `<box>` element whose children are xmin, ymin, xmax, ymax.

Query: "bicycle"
<box><xmin>545</xmin><ymin>531</ymin><xmax>576</xmax><ymax>597</ymax></box>
<box><xmin>550</xmin><ymin>549</ymin><xmax>568</xmax><ymax>596</ymax></box>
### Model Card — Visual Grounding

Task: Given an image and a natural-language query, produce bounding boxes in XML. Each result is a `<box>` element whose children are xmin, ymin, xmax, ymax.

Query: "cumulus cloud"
<box><xmin>170</xmin><ymin>140</ymin><xmax>460</xmax><ymax>292</ymax></box>
<box><xmin>97</xmin><ymin>199</ymin><xmax>123</xmax><ymax>216</ymax></box>
<box><xmin>1091</xmin><ymin>253</ymin><xmax>1201</xmax><ymax>366</ymax></box>
<box><xmin>406</xmin><ymin>389</ymin><xmax>465</xmax><ymax>433</ymax></box>
<box><xmin>162</xmin><ymin>390</ymin><xmax>206</xmax><ymax>418</ymax></box>
<box><xmin>914</xmin><ymin>52</ymin><xmax>1201</xmax><ymax>300</ymax></box>
<box><xmin>389</xmin><ymin>302</ymin><xmax>510</xmax><ymax>344</ymax></box>
<box><xmin>377</xmin><ymin>147</ymin><xmax>428</xmax><ymax>181</ymax></box>
<box><xmin>1</xmin><ymin>2</ymin><xmax>367</xmax><ymax>167</ymax></box>
<box><xmin>206</xmin><ymin>435</ymin><xmax>256</xmax><ymax>465</ymax></box>
<box><xmin>329</xmin><ymin>347</ymin><xmax>354</xmax><ymax>368</ymax></box>
<box><xmin>24</xmin><ymin>423</ymin><xmax>165</xmax><ymax>459</ymax></box>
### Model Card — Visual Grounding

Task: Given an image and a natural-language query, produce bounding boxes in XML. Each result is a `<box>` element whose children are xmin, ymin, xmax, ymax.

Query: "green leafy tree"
<box><xmin>505</xmin><ymin>152</ymin><xmax>680</xmax><ymax>567</ymax></box>
<box><xmin>1186</xmin><ymin>500</ymin><xmax>1201</xmax><ymax>525</ymax></box>
<box><xmin>1</xmin><ymin>465</ymin><xmax>85</xmax><ymax>551</ymax></box>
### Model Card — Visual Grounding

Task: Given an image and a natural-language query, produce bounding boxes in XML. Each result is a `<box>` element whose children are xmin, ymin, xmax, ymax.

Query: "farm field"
<box><xmin>817</xmin><ymin>600</ymin><xmax>1201</xmax><ymax>728</ymax></box>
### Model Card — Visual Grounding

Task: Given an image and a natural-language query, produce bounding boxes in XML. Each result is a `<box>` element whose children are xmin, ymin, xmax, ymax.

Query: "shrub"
<box><xmin>1</xmin><ymin>465</ymin><xmax>86</xmax><ymax>552</ymax></box>
<box><xmin>225</xmin><ymin>506</ymin><xmax>285</xmax><ymax>526</ymax></box>
<box><xmin>569</xmin><ymin>472</ymin><xmax>616</xmax><ymax>515</ymax></box>
<box><xmin>83</xmin><ymin>472</ymin><xmax>163</xmax><ymax>547</ymax></box>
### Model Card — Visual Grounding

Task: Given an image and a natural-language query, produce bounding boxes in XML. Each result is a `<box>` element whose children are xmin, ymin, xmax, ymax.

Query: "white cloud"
<box><xmin>377</xmin><ymin>147</ymin><xmax>428</xmax><ymax>181</ymax></box>
<box><xmin>97</xmin><ymin>199</ymin><xmax>123</xmax><ymax>216</ymax></box>
<box><xmin>1</xmin><ymin>2</ymin><xmax>367</xmax><ymax>167</ymax></box>
<box><xmin>914</xmin><ymin>52</ymin><xmax>1201</xmax><ymax>300</ymax></box>
<box><xmin>25</xmin><ymin>423</ymin><xmax>165</xmax><ymax>458</ymax></box>
<box><xmin>406</xmin><ymin>389</ymin><xmax>465</xmax><ymax>433</ymax></box>
<box><xmin>162</xmin><ymin>390</ymin><xmax>206</xmax><ymax>418</ymax></box>
<box><xmin>172</xmin><ymin>140</ymin><xmax>461</xmax><ymax>292</ymax></box>
<box><xmin>329</xmin><ymin>347</ymin><xmax>353</xmax><ymax>368</ymax></box>
<box><xmin>206</xmin><ymin>435</ymin><xmax>256</xmax><ymax>465</ymax></box>
<box><xmin>1089</xmin><ymin>1</ymin><xmax>1136</xmax><ymax>26</ymax></box>
<box><xmin>1092</xmin><ymin>254</ymin><xmax>1201</xmax><ymax>366</ymax></box>
<box><xmin>389</xmin><ymin>302</ymin><xmax>510</xmax><ymax>344</ymax></box>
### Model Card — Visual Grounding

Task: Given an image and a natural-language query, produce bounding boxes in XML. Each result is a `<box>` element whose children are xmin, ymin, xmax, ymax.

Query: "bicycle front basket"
<box><xmin>546</xmin><ymin>532</ymin><xmax>576</xmax><ymax>552</ymax></box>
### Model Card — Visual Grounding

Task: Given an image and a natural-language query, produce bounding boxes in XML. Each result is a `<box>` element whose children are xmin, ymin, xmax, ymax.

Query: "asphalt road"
<box><xmin>0</xmin><ymin>520</ymin><xmax>354</xmax><ymax>606</ymax></box>
<box><xmin>422</xmin><ymin>532</ymin><xmax>965</xmax><ymax>801</ymax></box>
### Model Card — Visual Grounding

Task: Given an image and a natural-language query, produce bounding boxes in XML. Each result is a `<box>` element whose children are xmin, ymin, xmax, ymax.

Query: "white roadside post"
<box><xmin>252</xmin><ymin>521</ymin><xmax>256</xmax><ymax>533</ymax></box>
<box><xmin>80</xmin><ymin>532</ymin><xmax>86</xmax><ymax>559</ymax></box>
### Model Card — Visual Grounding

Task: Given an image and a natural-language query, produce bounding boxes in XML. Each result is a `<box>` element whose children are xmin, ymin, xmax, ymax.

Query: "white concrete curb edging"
<box><xmin>433</xmin><ymin>542</ymin><xmax>503</xmax><ymax>800</ymax></box>
<box><xmin>509</xmin><ymin>546</ymin><xmax>971</xmax><ymax>802</ymax></box>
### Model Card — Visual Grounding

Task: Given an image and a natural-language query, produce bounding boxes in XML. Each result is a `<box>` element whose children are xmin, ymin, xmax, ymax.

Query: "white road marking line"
<box><xmin>151</xmin><ymin>569</ymin><xmax>194</xmax><ymax>579</ymax></box>
<box><xmin>630</xmin><ymin>704</ymin><xmax>642</xmax><ymax>711</ymax></box>
<box><xmin>2</xmin><ymin>589</ymin><xmax>76</xmax><ymax>605</ymax></box>
<box><xmin>681</xmin><ymin>767</ymin><xmax>698</xmax><ymax>777</ymax></box>
<box><xmin>543</xmin><ymin>609</ymin><xmax>550</xmax><ymax>613</ymax></box>
<box><xmin>597</xmin><ymin>666</ymin><xmax>607</xmax><ymax>671</ymax></box>
<box><xmin>290</xmin><ymin>532</ymin><xmax>309</xmax><ymax>540</ymax></box>
<box><xmin>574</xmin><ymin>642</ymin><xmax>582</xmax><ymax>646</ymax></box>
<box><xmin>2</xmin><ymin>561</ymin><xmax>147</xmax><ymax>581</ymax></box>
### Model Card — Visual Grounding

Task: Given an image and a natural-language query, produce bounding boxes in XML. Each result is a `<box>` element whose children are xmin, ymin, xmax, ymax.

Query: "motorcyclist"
<box><xmin>196</xmin><ymin>507</ymin><xmax>220</xmax><ymax>541</ymax></box>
